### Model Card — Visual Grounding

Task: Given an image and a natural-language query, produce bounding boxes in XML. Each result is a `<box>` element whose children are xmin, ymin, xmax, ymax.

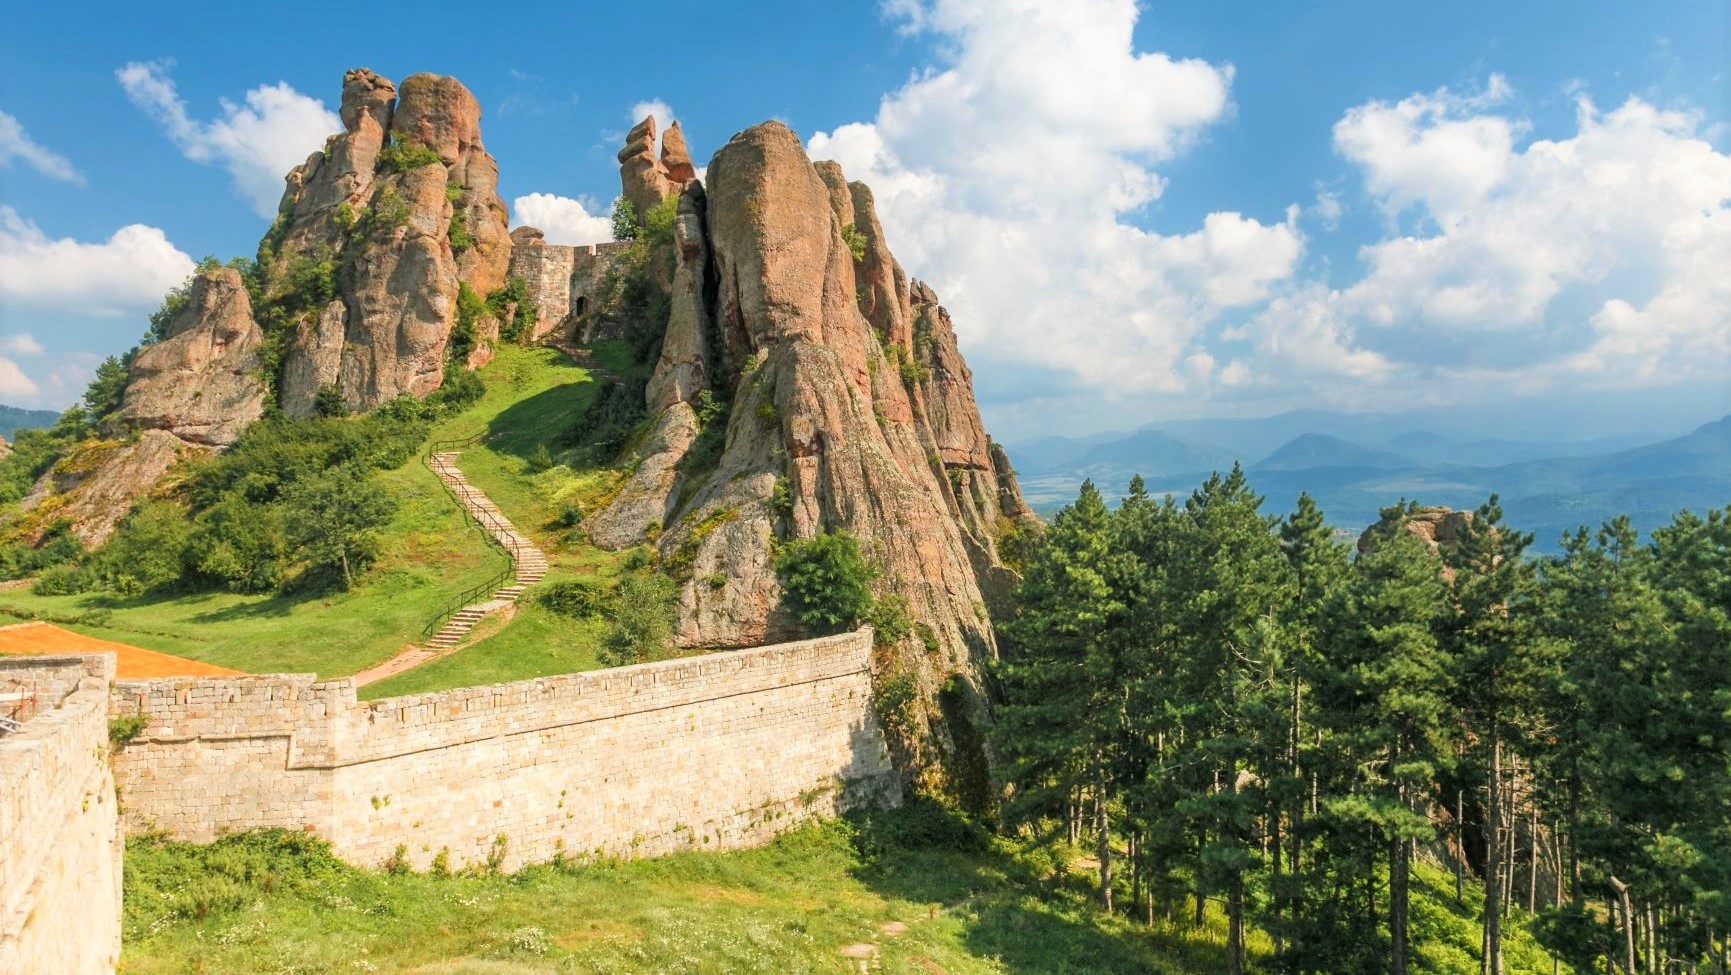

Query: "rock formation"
<box><xmin>270</xmin><ymin>68</ymin><xmax>512</xmax><ymax>417</ymax></box>
<box><xmin>617</xmin><ymin>116</ymin><xmax>697</xmax><ymax>222</ymax></box>
<box><xmin>589</xmin><ymin>120</ymin><xmax>1033</xmax><ymax>785</ymax></box>
<box><xmin>16</xmin><ymin>432</ymin><xmax>201</xmax><ymax>547</ymax></box>
<box><xmin>11</xmin><ymin>67</ymin><xmax>515</xmax><ymax>548</ymax></box>
<box><xmin>1357</xmin><ymin>505</ymin><xmax>1474</xmax><ymax>558</ymax></box>
<box><xmin>117</xmin><ymin>267</ymin><xmax>266</xmax><ymax>446</ymax></box>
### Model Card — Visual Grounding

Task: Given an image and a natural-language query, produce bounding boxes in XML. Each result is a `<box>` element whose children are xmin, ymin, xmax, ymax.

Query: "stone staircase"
<box><xmin>421</xmin><ymin>451</ymin><xmax>548</xmax><ymax>651</ymax></box>
<box><xmin>351</xmin><ymin>448</ymin><xmax>553</xmax><ymax>687</ymax></box>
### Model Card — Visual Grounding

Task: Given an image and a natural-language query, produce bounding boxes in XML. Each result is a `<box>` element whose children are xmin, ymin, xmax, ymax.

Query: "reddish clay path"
<box><xmin>0</xmin><ymin>621</ymin><xmax>243</xmax><ymax>678</ymax></box>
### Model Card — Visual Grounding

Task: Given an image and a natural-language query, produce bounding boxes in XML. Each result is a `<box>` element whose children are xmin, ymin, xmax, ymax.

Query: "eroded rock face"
<box><xmin>272</xmin><ymin>68</ymin><xmax>511</xmax><ymax>417</ymax></box>
<box><xmin>592</xmin><ymin>120</ymin><xmax>1037</xmax><ymax>784</ymax></box>
<box><xmin>18</xmin><ymin>432</ymin><xmax>204</xmax><ymax>547</ymax></box>
<box><xmin>118</xmin><ymin>268</ymin><xmax>266</xmax><ymax>447</ymax></box>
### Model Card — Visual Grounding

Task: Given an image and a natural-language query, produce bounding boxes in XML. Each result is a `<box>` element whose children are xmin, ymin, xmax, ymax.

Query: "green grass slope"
<box><xmin>119</xmin><ymin>804</ymin><xmax>1565</xmax><ymax>975</ymax></box>
<box><xmin>0</xmin><ymin>344</ymin><xmax>641</xmax><ymax>689</ymax></box>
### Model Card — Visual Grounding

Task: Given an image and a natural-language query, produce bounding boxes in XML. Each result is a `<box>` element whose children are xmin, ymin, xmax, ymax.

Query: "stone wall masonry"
<box><xmin>504</xmin><ymin>237</ymin><xmax>642</xmax><ymax>344</ymax></box>
<box><xmin>0</xmin><ymin>655</ymin><xmax>122</xmax><ymax>975</ymax></box>
<box><xmin>507</xmin><ymin>241</ymin><xmax>576</xmax><ymax>340</ymax></box>
<box><xmin>109</xmin><ymin>630</ymin><xmax>896</xmax><ymax>871</ymax></box>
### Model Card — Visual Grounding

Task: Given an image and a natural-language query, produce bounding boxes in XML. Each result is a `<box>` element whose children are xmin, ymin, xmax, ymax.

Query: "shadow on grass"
<box><xmin>484</xmin><ymin>372</ymin><xmax>600</xmax><ymax>462</ymax></box>
<box><xmin>185</xmin><ymin>590</ymin><xmax>312</xmax><ymax>623</ymax></box>
<box><xmin>847</xmin><ymin>799</ymin><xmax>1237</xmax><ymax>974</ymax></box>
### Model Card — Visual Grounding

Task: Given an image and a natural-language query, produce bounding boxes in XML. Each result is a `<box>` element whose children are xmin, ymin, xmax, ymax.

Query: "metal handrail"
<box><xmin>419</xmin><ymin>432</ymin><xmax>516</xmax><ymax>640</ymax></box>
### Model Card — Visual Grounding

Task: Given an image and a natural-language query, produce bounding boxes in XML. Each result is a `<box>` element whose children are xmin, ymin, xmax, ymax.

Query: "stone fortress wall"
<box><xmin>0</xmin><ymin>655</ymin><xmax>123</xmax><ymax>975</ymax></box>
<box><xmin>107</xmin><ymin>629</ymin><xmax>895</xmax><ymax>871</ymax></box>
<box><xmin>507</xmin><ymin>232</ymin><xmax>639</xmax><ymax>343</ymax></box>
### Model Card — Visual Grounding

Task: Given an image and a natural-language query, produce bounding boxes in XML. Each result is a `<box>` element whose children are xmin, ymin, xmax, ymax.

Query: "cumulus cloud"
<box><xmin>0</xmin><ymin>358</ymin><xmax>38</xmax><ymax>399</ymax></box>
<box><xmin>117</xmin><ymin>59</ymin><xmax>340</xmax><ymax>218</ymax></box>
<box><xmin>0</xmin><ymin>206</ymin><xmax>195</xmax><ymax>316</ymax></box>
<box><xmin>512</xmin><ymin>193</ymin><xmax>613</xmax><ymax>246</ymax></box>
<box><xmin>1237</xmin><ymin>89</ymin><xmax>1731</xmax><ymax>403</ymax></box>
<box><xmin>0</xmin><ymin>111</ymin><xmax>82</xmax><ymax>184</ymax></box>
<box><xmin>0</xmin><ymin>334</ymin><xmax>45</xmax><ymax>357</ymax></box>
<box><xmin>807</xmin><ymin>0</ymin><xmax>1301</xmax><ymax>394</ymax></box>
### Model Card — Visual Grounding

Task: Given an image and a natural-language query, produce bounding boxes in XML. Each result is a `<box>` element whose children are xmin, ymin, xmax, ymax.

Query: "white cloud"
<box><xmin>0</xmin><ymin>358</ymin><xmax>38</xmax><ymax>399</ymax></box>
<box><xmin>0</xmin><ymin>206</ymin><xmax>195</xmax><ymax>316</ymax></box>
<box><xmin>0</xmin><ymin>334</ymin><xmax>45</xmax><ymax>357</ymax></box>
<box><xmin>1333</xmin><ymin>75</ymin><xmax>1521</xmax><ymax>217</ymax></box>
<box><xmin>807</xmin><ymin>0</ymin><xmax>1299</xmax><ymax>394</ymax></box>
<box><xmin>116</xmin><ymin>59</ymin><xmax>340</xmax><ymax>218</ymax></box>
<box><xmin>0</xmin><ymin>111</ymin><xmax>82</xmax><ymax>184</ymax></box>
<box><xmin>1237</xmin><ymin>90</ymin><xmax>1731</xmax><ymax>403</ymax></box>
<box><xmin>512</xmin><ymin>193</ymin><xmax>614</xmax><ymax>246</ymax></box>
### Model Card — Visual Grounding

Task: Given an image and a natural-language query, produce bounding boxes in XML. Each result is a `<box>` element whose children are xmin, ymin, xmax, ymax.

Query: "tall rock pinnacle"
<box><xmin>590</xmin><ymin>119</ymin><xmax>1034</xmax><ymax>792</ymax></box>
<box><xmin>269</xmin><ymin>68</ymin><xmax>512</xmax><ymax>417</ymax></box>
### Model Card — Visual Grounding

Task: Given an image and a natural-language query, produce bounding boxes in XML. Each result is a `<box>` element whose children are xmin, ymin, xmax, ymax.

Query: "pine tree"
<box><xmin>994</xmin><ymin>480</ymin><xmax>1125</xmax><ymax>908</ymax></box>
<box><xmin>1440</xmin><ymin>495</ymin><xmax>1548</xmax><ymax>975</ymax></box>
<box><xmin>1316</xmin><ymin>526</ymin><xmax>1453</xmax><ymax>975</ymax></box>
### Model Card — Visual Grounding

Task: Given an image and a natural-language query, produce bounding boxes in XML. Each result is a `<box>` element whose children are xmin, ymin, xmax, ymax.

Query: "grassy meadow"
<box><xmin>118</xmin><ymin>800</ymin><xmax>1565</xmax><ymax>975</ymax></box>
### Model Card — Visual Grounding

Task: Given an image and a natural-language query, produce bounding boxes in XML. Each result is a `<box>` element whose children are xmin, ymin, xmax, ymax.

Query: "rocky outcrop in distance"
<box><xmin>1357</xmin><ymin>505</ymin><xmax>1474</xmax><ymax>559</ymax></box>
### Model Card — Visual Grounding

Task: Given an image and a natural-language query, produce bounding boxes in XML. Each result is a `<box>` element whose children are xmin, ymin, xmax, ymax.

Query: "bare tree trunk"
<box><xmin>1096</xmin><ymin>779</ymin><xmax>1113</xmax><ymax>913</ymax></box>
<box><xmin>1228</xmin><ymin>872</ymin><xmax>1246</xmax><ymax>975</ymax></box>
<box><xmin>1528</xmin><ymin>806</ymin><xmax>1539</xmax><ymax>912</ymax></box>
<box><xmin>1611</xmin><ymin>875</ymin><xmax>1636</xmax><ymax>975</ymax></box>
<box><xmin>1391</xmin><ymin>833</ymin><xmax>1411</xmax><ymax>975</ymax></box>
<box><xmin>1485</xmin><ymin>734</ymin><xmax>1505</xmax><ymax>975</ymax></box>
<box><xmin>1457</xmin><ymin>789</ymin><xmax>1466</xmax><ymax>906</ymax></box>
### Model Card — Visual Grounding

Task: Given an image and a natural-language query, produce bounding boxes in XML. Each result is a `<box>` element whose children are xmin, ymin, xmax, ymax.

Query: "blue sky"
<box><xmin>1</xmin><ymin>0</ymin><xmax>1726</xmax><ymax>440</ymax></box>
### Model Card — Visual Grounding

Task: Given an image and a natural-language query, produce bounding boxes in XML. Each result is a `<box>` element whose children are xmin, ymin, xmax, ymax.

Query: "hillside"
<box><xmin>1253</xmin><ymin>432</ymin><xmax>1413</xmax><ymax>471</ymax></box>
<box><xmin>0</xmin><ymin>344</ymin><xmax>630</xmax><ymax>688</ymax></box>
<box><xmin>1014</xmin><ymin>414</ymin><xmax>1731</xmax><ymax>547</ymax></box>
<box><xmin>0</xmin><ymin>405</ymin><xmax>60</xmax><ymax>440</ymax></box>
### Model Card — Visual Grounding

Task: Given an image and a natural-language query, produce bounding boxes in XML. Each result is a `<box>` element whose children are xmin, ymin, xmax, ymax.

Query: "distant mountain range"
<box><xmin>1008</xmin><ymin>412</ymin><xmax>1731</xmax><ymax>550</ymax></box>
<box><xmin>0</xmin><ymin>405</ymin><xmax>61</xmax><ymax>441</ymax></box>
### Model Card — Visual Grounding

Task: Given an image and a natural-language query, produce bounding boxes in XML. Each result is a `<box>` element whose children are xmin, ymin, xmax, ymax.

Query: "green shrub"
<box><xmin>312</xmin><ymin>383</ymin><xmax>348</xmax><ymax>418</ymax></box>
<box><xmin>600</xmin><ymin>573</ymin><xmax>678</xmax><ymax>666</ymax></box>
<box><xmin>774</xmin><ymin>529</ymin><xmax>878</xmax><ymax>635</ymax></box>
<box><xmin>841</xmin><ymin>222</ymin><xmax>868</xmax><ymax>261</ymax></box>
<box><xmin>33</xmin><ymin>562</ymin><xmax>94</xmax><ymax>596</ymax></box>
<box><xmin>486</xmin><ymin>276</ymin><xmax>538</xmax><ymax>344</ymax></box>
<box><xmin>610</xmin><ymin>196</ymin><xmax>639</xmax><ymax>241</ymax></box>
<box><xmin>449</xmin><ymin>283</ymin><xmax>487</xmax><ymax>363</ymax></box>
<box><xmin>538</xmin><ymin>579</ymin><xmax>611</xmax><ymax>619</ymax></box>
<box><xmin>377</xmin><ymin>133</ymin><xmax>442</xmax><ymax>173</ymax></box>
<box><xmin>447</xmin><ymin>209</ymin><xmax>474</xmax><ymax>251</ymax></box>
<box><xmin>769</xmin><ymin>477</ymin><xmax>794</xmax><ymax>519</ymax></box>
<box><xmin>108</xmin><ymin>714</ymin><xmax>148</xmax><ymax>745</ymax></box>
<box><xmin>87</xmin><ymin>500</ymin><xmax>195</xmax><ymax>594</ymax></box>
<box><xmin>368</xmin><ymin>185</ymin><xmax>412</xmax><ymax>233</ymax></box>
<box><xmin>0</xmin><ymin>525</ymin><xmax>84</xmax><ymax>582</ymax></box>
<box><xmin>867</xmin><ymin>592</ymin><xmax>914</xmax><ymax>646</ymax></box>
<box><xmin>678</xmin><ymin>390</ymin><xmax>730</xmax><ymax>475</ymax></box>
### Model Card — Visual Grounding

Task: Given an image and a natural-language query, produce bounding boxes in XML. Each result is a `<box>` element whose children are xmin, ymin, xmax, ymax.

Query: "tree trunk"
<box><xmin>1611</xmin><ymin>875</ymin><xmax>1636</xmax><ymax>975</ymax></box>
<box><xmin>1228</xmin><ymin>872</ymin><xmax>1246</xmax><ymax>975</ymax></box>
<box><xmin>1391</xmin><ymin>833</ymin><xmax>1410</xmax><ymax>975</ymax></box>
<box><xmin>1096</xmin><ymin>780</ymin><xmax>1112</xmax><ymax>913</ymax></box>
<box><xmin>1484</xmin><ymin>733</ymin><xmax>1505</xmax><ymax>975</ymax></box>
<box><xmin>1457</xmin><ymin>789</ymin><xmax>1466</xmax><ymax>906</ymax></box>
